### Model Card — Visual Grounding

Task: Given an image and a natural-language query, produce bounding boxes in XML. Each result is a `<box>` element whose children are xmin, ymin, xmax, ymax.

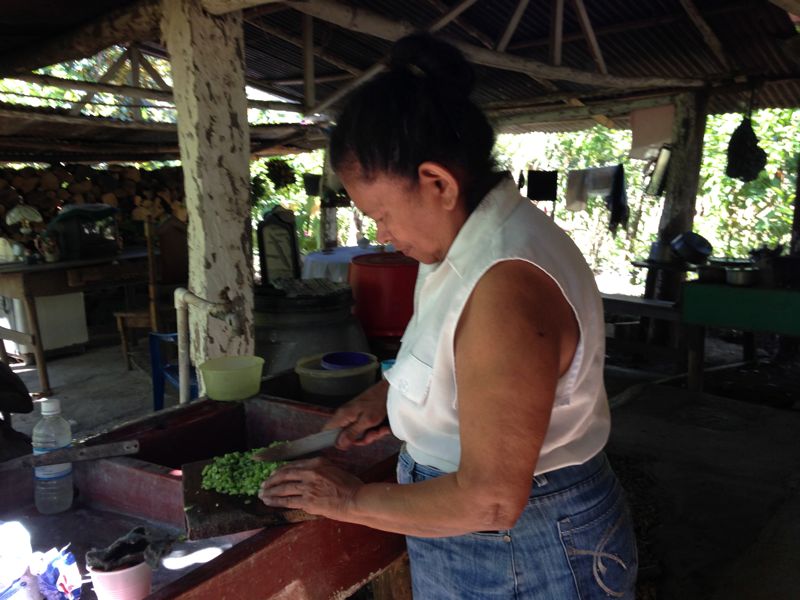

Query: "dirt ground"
<box><xmin>605</xmin><ymin>330</ymin><xmax>800</xmax><ymax>600</ymax></box>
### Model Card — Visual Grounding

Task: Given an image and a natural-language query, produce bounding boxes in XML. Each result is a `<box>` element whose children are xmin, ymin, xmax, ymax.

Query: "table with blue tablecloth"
<box><xmin>301</xmin><ymin>246</ymin><xmax>383</xmax><ymax>283</ymax></box>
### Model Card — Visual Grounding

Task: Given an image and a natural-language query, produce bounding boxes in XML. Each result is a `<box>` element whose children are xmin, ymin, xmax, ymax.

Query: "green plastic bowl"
<box><xmin>199</xmin><ymin>355</ymin><xmax>264</xmax><ymax>401</ymax></box>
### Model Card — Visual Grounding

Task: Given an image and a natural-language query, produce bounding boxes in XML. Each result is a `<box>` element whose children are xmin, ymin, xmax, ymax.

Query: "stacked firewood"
<box><xmin>0</xmin><ymin>164</ymin><xmax>188</xmax><ymax>233</ymax></box>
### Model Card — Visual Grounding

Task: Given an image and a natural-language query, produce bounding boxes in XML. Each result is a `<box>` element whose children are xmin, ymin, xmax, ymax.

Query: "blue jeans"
<box><xmin>397</xmin><ymin>450</ymin><xmax>638</xmax><ymax>599</ymax></box>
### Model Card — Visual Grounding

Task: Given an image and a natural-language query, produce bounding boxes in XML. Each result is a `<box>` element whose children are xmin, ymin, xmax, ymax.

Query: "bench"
<box><xmin>600</xmin><ymin>293</ymin><xmax>680</xmax><ymax>322</ymax></box>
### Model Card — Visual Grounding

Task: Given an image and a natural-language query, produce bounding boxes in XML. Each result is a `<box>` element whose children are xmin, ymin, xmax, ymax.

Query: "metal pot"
<box><xmin>670</xmin><ymin>232</ymin><xmax>713</xmax><ymax>265</ymax></box>
<box><xmin>697</xmin><ymin>264</ymin><xmax>726</xmax><ymax>283</ymax></box>
<box><xmin>725</xmin><ymin>267</ymin><xmax>759</xmax><ymax>287</ymax></box>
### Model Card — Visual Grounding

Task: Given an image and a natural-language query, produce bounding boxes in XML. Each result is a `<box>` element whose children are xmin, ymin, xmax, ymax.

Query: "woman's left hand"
<box><xmin>258</xmin><ymin>457</ymin><xmax>363</xmax><ymax>520</ymax></box>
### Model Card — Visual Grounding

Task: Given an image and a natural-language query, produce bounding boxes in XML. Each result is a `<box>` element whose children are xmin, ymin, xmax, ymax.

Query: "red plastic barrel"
<box><xmin>348</xmin><ymin>252</ymin><xmax>419</xmax><ymax>338</ymax></box>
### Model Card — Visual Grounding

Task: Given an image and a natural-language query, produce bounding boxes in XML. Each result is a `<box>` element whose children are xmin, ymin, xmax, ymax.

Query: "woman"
<box><xmin>260</xmin><ymin>34</ymin><xmax>638</xmax><ymax>599</ymax></box>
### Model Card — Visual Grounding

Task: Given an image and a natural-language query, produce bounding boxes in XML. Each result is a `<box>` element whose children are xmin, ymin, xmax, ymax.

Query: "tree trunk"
<box><xmin>161</xmin><ymin>0</ymin><xmax>254</xmax><ymax>369</ymax></box>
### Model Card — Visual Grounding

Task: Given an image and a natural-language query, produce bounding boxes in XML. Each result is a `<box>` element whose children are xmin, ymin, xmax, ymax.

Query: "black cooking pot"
<box><xmin>670</xmin><ymin>232</ymin><xmax>713</xmax><ymax>265</ymax></box>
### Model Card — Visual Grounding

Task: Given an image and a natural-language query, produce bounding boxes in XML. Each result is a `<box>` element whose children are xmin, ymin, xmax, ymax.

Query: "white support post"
<box><xmin>161</xmin><ymin>0</ymin><xmax>254</xmax><ymax>369</ymax></box>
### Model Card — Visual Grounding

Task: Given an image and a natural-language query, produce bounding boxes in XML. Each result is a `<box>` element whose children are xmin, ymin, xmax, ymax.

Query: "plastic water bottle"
<box><xmin>32</xmin><ymin>398</ymin><xmax>73</xmax><ymax>514</ymax></box>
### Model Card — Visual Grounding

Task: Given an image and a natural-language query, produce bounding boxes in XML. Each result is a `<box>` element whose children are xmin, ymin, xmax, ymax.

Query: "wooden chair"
<box><xmin>114</xmin><ymin>216</ymin><xmax>188</xmax><ymax>370</ymax></box>
<box><xmin>114</xmin><ymin>218</ymin><xmax>160</xmax><ymax>370</ymax></box>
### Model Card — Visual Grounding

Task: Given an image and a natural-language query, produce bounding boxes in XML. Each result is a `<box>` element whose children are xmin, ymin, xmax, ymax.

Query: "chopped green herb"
<box><xmin>201</xmin><ymin>444</ymin><xmax>285</xmax><ymax>497</ymax></box>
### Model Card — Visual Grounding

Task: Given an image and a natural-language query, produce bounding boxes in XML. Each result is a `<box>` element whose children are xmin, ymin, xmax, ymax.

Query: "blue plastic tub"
<box><xmin>320</xmin><ymin>351</ymin><xmax>373</xmax><ymax>371</ymax></box>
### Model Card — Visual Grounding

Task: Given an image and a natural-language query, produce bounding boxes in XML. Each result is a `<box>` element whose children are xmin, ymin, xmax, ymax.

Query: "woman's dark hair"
<box><xmin>329</xmin><ymin>34</ymin><xmax>501</xmax><ymax>214</ymax></box>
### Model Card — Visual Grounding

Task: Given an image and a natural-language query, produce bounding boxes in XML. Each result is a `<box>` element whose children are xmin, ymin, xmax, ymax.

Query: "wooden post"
<box><xmin>653</xmin><ymin>92</ymin><xmax>708</xmax><ymax>301</ymax></box>
<box><xmin>302</xmin><ymin>14</ymin><xmax>315</xmax><ymax>111</ymax></box>
<box><xmin>161</xmin><ymin>0</ymin><xmax>254</xmax><ymax>366</ymax></box>
<box><xmin>650</xmin><ymin>91</ymin><xmax>708</xmax><ymax>345</ymax></box>
<box><xmin>777</xmin><ymin>156</ymin><xmax>800</xmax><ymax>361</ymax></box>
<box><xmin>791</xmin><ymin>155</ymin><xmax>800</xmax><ymax>255</ymax></box>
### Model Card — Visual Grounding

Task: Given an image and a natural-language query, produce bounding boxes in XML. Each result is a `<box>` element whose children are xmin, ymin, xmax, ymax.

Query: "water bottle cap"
<box><xmin>40</xmin><ymin>398</ymin><xmax>61</xmax><ymax>416</ymax></box>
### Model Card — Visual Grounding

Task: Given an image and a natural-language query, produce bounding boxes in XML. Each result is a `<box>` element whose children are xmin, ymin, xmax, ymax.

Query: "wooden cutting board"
<box><xmin>181</xmin><ymin>458</ymin><xmax>316</xmax><ymax>540</ymax></box>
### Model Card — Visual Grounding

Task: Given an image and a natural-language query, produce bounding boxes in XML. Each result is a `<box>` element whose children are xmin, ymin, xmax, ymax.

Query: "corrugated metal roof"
<box><xmin>0</xmin><ymin>0</ymin><xmax>798</xmax><ymax>160</ymax></box>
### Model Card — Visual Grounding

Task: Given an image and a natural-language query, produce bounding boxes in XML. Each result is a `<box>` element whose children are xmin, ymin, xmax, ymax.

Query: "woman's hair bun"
<box><xmin>389</xmin><ymin>33</ymin><xmax>475</xmax><ymax>99</ymax></box>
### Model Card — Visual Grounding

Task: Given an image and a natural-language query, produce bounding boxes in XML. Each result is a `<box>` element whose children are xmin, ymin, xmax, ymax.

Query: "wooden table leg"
<box><xmin>687</xmin><ymin>324</ymin><xmax>705</xmax><ymax>393</ymax></box>
<box><xmin>116</xmin><ymin>315</ymin><xmax>132</xmax><ymax>370</ymax></box>
<box><xmin>22</xmin><ymin>294</ymin><xmax>52</xmax><ymax>396</ymax></box>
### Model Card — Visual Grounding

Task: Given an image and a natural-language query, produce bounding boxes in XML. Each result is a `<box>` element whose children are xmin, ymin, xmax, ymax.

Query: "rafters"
<box><xmin>678</xmin><ymin>0</ymin><xmax>731</xmax><ymax>71</ymax></box>
<box><xmin>285</xmin><ymin>0</ymin><xmax>702</xmax><ymax>92</ymax></box>
<box><xmin>508</xmin><ymin>2</ymin><xmax>751</xmax><ymax>51</ymax></box>
<box><xmin>245</xmin><ymin>18</ymin><xmax>361</xmax><ymax>76</ymax></box>
<box><xmin>422</xmin><ymin>0</ymin><xmax>495</xmax><ymax>48</ymax></box>
<box><xmin>497</xmin><ymin>0</ymin><xmax>531</xmax><ymax>52</ymax></box>
<box><xmin>309</xmin><ymin>0</ymin><xmax>495</xmax><ymax>114</ymax></box>
<box><xmin>549</xmin><ymin>0</ymin><xmax>565</xmax><ymax>66</ymax></box>
<box><xmin>570</xmin><ymin>0</ymin><xmax>607</xmax><ymax>74</ymax></box>
<box><xmin>8</xmin><ymin>72</ymin><xmax>304</xmax><ymax>113</ymax></box>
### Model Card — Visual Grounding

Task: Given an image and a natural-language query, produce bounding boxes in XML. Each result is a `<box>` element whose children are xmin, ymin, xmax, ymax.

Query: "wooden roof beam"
<box><xmin>308</xmin><ymin>0</ymin><xmax>489</xmax><ymax>114</ymax></box>
<box><xmin>423</xmin><ymin>0</ymin><xmax>495</xmax><ymax>48</ymax></box>
<box><xmin>68</xmin><ymin>48</ymin><xmax>131</xmax><ymax>115</ymax></box>
<box><xmin>428</xmin><ymin>0</ymin><xmax>481</xmax><ymax>32</ymax></box>
<box><xmin>268</xmin><ymin>73</ymin><xmax>353</xmax><ymax>86</ymax></box>
<box><xmin>497</xmin><ymin>0</ymin><xmax>531</xmax><ymax>52</ymax></box>
<box><xmin>493</xmin><ymin>94</ymin><xmax>677</xmax><ymax>128</ymax></box>
<box><xmin>7</xmin><ymin>72</ymin><xmax>305</xmax><ymax>113</ymax></box>
<box><xmin>286</xmin><ymin>0</ymin><xmax>703</xmax><ymax>91</ymax></box>
<box><xmin>245</xmin><ymin>18</ymin><xmax>362</xmax><ymax>76</ymax></box>
<box><xmin>678</xmin><ymin>0</ymin><xmax>732</xmax><ymax>71</ymax></box>
<box><xmin>203</xmin><ymin>0</ymin><xmax>284</xmax><ymax>16</ymax></box>
<box><xmin>509</xmin><ymin>2</ymin><xmax>752</xmax><ymax>51</ymax></box>
<box><xmin>549</xmin><ymin>0</ymin><xmax>564</xmax><ymax>66</ymax></box>
<box><xmin>570</xmin><ymin>0</ymin><xmax>607</xmax><ymax>74</ymax></box>
<box><xmin>303</xmin><ymin>14</ymin><xmax>315</xmax><ymax>111</ymax></box>
<box><xmin>0</xmin><ymin>0</ymin><xmax>160</xmax><ymax>76</ymax></box>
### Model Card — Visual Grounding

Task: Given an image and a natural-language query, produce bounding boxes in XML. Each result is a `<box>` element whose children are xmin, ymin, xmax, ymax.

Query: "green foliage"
<box><xmin>496</xmin><ymin>126</ymin><xmax>657</xmax><ymax>292</ymax></box>
<box><xmin>696</xmin><ymin>110</ymin><xmax>800</xmax><ymax>256</ymax></box>
<box><xmin>250</xmin><ymin>153</ymin><xmax>325</xmax><ymax>253</ymax></box>
<box><xmin>497</xmin><ymin>107</ymin><xmax>799</xmax><ymax>294</ymax></box>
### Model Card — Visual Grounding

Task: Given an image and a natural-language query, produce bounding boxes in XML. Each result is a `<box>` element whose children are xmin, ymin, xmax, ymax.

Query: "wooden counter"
<box><xmin>0</xmin><ymin>249</ymin><xmax>148</xmax><ymax>394</ymax></box>
<box><xmin>682</xmin><ymin>282</ymin><xmax>800</xmax><ymax>390</ymax></box>
<box><xmin>0</xmin><ymin>398</ymin><xmax>407</xmax><ymax>599</ymax></box>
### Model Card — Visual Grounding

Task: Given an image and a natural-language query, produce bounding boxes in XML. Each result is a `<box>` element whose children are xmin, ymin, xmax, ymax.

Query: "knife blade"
<box><xmin>251</xmin><ymin>428</ymin><xmax>342</xmax><ymax>462</ymax></box>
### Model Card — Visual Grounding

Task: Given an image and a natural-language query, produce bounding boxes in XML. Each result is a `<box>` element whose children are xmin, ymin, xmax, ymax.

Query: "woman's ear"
<box><xmin>418</xmin><ymin>161</ymin><xmax>461</xmax><ymax>211</ymax></box>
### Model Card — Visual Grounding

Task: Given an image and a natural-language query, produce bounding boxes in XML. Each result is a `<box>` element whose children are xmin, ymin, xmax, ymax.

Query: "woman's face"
<box><xmin>337</xmin><ymin>162</ymin><xmax>466</xmax><ymax>264</ymax></box>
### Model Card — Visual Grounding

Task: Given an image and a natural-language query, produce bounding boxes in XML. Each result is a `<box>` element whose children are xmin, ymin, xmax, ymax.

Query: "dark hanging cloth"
<box><xmin>604</xmin><ymin>165</ymin><xmax>629</xmax><ymax>235</ymax></box>
<box><xmin>726</xmin><ymin>117</ymin><xmax>767</xmax><ymax>182</ymax></box>
<box><xmin>526</xmin><ymin>170</ymin><xmax>558</xmax><ymax>202</ymax></box>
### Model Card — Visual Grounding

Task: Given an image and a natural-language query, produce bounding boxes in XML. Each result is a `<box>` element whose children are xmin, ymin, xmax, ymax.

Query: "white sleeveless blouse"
<box><xmin>384</xmin><ymin>177</ymin><xmax>610</xmax><ymax>475</ymax></box>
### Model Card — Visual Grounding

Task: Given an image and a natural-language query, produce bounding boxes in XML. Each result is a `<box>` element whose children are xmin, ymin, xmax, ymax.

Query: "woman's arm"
<box><xmin>324</xmin><ymin>379</ymin><xmax>392</xmax><ymax>450</ymax></box>
<box><xmin>260</xmin><ymin>260</ymin><xmax>579</xmax><ymax>537</ymax></box>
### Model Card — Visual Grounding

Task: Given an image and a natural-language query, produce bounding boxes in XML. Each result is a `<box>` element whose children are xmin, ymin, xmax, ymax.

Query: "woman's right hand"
<box><xmin>324</xmin><ymin>379</ymin><xmax>391</xmax><ymax>450</ymax></box>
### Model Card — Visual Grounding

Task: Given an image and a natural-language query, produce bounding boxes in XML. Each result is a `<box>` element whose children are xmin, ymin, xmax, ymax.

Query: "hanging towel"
<box><xmin>525</xmin><ymin>170</ymin><xmax>558</xmax><ymax>201</ymax></box>
<box><xmin>566</xmin><ymin>166</ymin><xmax>616</xmax><ymax>211</ymax></box>
<box><xmin>565</xmin><ymin>165</ymin><xmax>628</xmax><ymax>234</ymax></box>
<box><xmin>605</xmin><ymin>165</ymin><xmax>629</xmax><ymax>235</ymax></box>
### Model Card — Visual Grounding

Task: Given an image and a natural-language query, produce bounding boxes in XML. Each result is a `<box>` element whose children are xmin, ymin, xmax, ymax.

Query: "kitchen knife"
<box><xmin>251</xmin><ymin>428</ymin><xmax>342</xmax><ymax>462</ymax></box>
<box><xmin>0</xmin><ymin>439</ymin><xmax>140</xmax><ymax>472</ymax></box>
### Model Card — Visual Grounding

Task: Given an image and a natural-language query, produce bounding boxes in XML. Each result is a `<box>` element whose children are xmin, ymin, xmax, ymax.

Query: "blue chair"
<box><xmin>149</xmin><ymin>332</ymin><xmax>198</xmax><ymax>410</ymax></box>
